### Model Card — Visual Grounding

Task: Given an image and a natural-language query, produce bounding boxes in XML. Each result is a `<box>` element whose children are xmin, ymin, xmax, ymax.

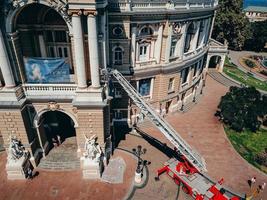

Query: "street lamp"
<box><xmin>132</xmin><ymin>145</ymin><xmax>150</xmax><ymax>183</ymax></box>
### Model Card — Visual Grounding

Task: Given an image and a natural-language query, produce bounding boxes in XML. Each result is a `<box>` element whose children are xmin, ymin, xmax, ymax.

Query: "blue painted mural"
<box><xmin>24</xmin><ymin>58</ymin><xmax>70</xmax><ymax>83</ymax></box>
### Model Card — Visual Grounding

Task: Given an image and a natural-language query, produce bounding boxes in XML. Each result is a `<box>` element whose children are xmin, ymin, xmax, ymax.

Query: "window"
<box><xmin>182</xmin><ymin>68</ymin><xmax>189</xmax><ymax>84</ymax></box>
<box><xmin>168</xmin><ymin>78</ymin><xmax>175</xmax><ymax>92</ymax></box>
<box><xmin>113</xmin><ymin>26</ymin><xmax>123</xmax><ymax>36</ymax></box>
<box><xmin>170</xmin><ymin>39</ymin><xmax>177</xmax><ymax>57</ymax></box>
<box><xmin>114</xmin><ymin>110</ymin><xmax>123</xmax><ymax>119</ymax></box>
<box><xmin>55</xmin><ymin>31</ymin><xmax>67</xmax><ymax>42</ymax></box>
<box><xmin>138</xmin><ymin>78</ymin><xmax>151</xmax><ymax>96</ymax></box>
<box><xmin>139</xmin><ymin>45</ymin><xmax>149</xmax><ymax>61</ymax></box>
<box><xmin>140</xmin><ymin>27</ymin><xmax>153</xmax><ymax>36</ymax></box>
<box><xmin>184</xmin><ymin>23</ymin><xmax>196</xmax><ymax>53</ymax></box>
<box><xmin>114</xmin><ymin>88</ymin><xmax>122</xmax><ymax>98</ymax></box>
<box><xmin>114</xmin><ymin>47</ymin><xmax>123</xmax><ymax>65</ymax></box>
<box><xmin>197</xmin><ymin>21</ymin><xmax>205</xmax><ymax>48</ymax></box>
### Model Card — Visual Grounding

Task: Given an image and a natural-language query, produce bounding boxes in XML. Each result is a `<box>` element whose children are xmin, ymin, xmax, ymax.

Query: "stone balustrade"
<box><xmin>108</xmin><ymin>0</ymin><xmax>217</xmax><ymax>11</ymax></box>
<box><xmin>22</xmin><ymin>84</ymin><xmax>77</xmax><ymax>97</ymax></box>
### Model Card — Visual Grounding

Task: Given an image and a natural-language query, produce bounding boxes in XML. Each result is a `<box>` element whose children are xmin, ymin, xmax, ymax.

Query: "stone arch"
<box><xmin>33</xmin><ymin>108</ymin><xmax>78</xmax><ymax>129</ymax></box>
<box><xmin>5</xmin><ymin>1</ymin><xmax>72</xmax><ymax>34</ymax></box>
<box><xmin>208</xmin><ymin>55</ymin><xmax>222</xmax><ymax>69</ymax></box>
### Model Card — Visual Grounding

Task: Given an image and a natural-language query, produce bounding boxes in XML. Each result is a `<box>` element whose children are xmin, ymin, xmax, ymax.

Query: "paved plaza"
<box><xmin>0</xmin><ymin>76</ymin><xmax>266</xmax><ymax>200</ymax></box>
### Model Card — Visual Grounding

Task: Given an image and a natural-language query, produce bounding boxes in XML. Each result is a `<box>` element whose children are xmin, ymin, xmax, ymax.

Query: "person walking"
<box><xmin>248</xmin><ymin>177</ymin><xmax>256</xmax><ymax>188</ymax></box>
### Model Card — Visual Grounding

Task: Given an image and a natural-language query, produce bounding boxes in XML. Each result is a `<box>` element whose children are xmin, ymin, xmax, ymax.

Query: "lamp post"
<box><xmin>132</xmin><ymin>145</ymin><xmax>149</xmax><ymax>183</ymax></box>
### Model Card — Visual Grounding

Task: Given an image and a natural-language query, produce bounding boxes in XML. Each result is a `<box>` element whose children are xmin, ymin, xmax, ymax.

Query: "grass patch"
<box><xmin>225</xmin><ymin>126</ymin><xmax>267</xmax><ymax>173</ymax></box>
<box><xmin>223</xmin><ymin>65</ymin><xmax>267</xmax><ymax>91</ymax></box>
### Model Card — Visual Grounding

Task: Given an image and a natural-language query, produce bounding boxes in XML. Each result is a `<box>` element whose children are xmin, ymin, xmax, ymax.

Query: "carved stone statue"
<box><xmin>83</xmin><ymin>134</ymin><xmax>102</xmax><ymax>162</ymax></box>
<box><xmin>8</xmin><ymin>136</ymin><xmax>26</xmax><ymax>161</ymax></box>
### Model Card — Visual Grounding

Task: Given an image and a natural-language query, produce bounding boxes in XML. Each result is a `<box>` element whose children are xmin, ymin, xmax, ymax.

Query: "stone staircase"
<box><xmin>208</xmin><ymin>70</ymin><xmax>240</xmax><ymax>87</ymax></box>
<box><xmin>38</xmin><ymin>137</ymin><xmax>80</xmax><ymax>171</ymax></box>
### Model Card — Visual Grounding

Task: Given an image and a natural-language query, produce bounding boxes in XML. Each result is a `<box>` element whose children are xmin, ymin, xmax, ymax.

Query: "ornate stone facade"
<box><xmin>0</xmin><ymin>0</ymin><xmax>218</xmax><ymax>179</ymax></box>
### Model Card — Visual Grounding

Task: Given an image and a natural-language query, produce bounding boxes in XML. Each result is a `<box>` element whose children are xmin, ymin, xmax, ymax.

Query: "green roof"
<box><xmin>244</xmin><ymin>6</ymin><xmax>267</xmax><ymax>13</ymax></box>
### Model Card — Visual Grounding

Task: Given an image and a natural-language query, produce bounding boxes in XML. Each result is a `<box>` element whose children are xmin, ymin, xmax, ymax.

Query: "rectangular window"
<box><xmin>168</xmin><ymin>78</ymin><xmax>175</xmax><ymax>92</ymax></box>
<box><xmin>114</xmin><ymin>51</ymin><xmax>122</xmax><ymax>65</ymax></box>
<box><xmin>170</xmin><ymin>39</ymin><xmax>177</xmax><ymax>57</ymax></box>
<box><xmin>114</xmin><ymin>88</ymin><xmax>122</xmax><ymax>98</ymax></box>
<box><xmin>138</xmin><ymin>78</ymin><xmax>151</xmax><ymax>96</ymax></box>
<box><xmin>114</xmin><ymin>110</ymin><xmax>123</xmax><ymax>119</ymax></box>
<box><xmin>139</xmin><ymin>45</ymin><xmax>148</xmax><ymax>61</ymax></box>
<box><xmin>46</xmin><ymin>31</ymin><xmax>53</xmax><ymax>42</ymax></box>
<box><xmin>55</xmin><ymin>31</ymin><xmax>67</xmax><ymax>42</ymax></box>
<box><xmin>182</xmin><ymin>68</ymin><xmax>189</xmax><ymax>84</ymax></box>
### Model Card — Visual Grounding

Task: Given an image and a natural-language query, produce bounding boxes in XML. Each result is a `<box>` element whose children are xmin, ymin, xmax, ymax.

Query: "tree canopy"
<box><xmin>212</xmin><ymin>0</ymin><xmax>252</xmax><ymax>50</ymax></box>
<box><xmin>245</xmin><ymin>21</ymin><xmax>267</xmax><ymax>52</ymax></box>
<box><xmin>217</xmin><ymin>86</ymin><xmax>266</xmax><ymax>132</ymax></box>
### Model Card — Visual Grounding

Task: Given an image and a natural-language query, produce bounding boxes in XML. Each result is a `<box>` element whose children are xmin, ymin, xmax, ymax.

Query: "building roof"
<box><xmin>243</xmin><ymin>6</ymin><xmax>267</xmax><ymax>13</ymax></box>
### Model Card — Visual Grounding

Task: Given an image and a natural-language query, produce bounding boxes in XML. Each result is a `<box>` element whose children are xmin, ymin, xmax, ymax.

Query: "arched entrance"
<box><xmin>208</xmin><ymin>55</ymin><xmax>222</xmax><ymax>69</ymax></box>
<box><xmin>37</xmin><ymin>110</ymin><xmax>77</xmax><ymax>155</ymax></box>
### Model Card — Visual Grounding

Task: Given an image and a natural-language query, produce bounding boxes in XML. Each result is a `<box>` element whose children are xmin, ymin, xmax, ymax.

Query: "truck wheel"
<box><xmin>182</xmin><ymin>184</ymin><xmax>189</xmax><ymax>194</ymax></box>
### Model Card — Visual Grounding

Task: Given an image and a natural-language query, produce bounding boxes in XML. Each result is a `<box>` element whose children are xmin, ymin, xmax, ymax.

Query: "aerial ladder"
<box><xmin>109</xmin><ymin>69</ymin><xmax>243</xmax><ymax>200</ymax></box>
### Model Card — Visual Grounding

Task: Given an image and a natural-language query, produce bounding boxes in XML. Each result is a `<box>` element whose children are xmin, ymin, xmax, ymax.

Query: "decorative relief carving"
<box><xmin>47</xmin><ymin>101</ymin><xmax>60</xmax><ymax>111</ymax></box>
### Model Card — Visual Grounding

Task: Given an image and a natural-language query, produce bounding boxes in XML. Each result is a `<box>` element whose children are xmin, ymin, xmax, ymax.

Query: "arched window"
<box><xmin>184</xmin><ymin>23</ymin><xmax>196</xmax><ymax>53</ymax></box>
<box><xmin>197</xmin><ymin>21</ymin><xmax>205</xmax><ymax>48</ymax></box>
<box><xmin>139</xmin><ymin>26</ymin><xmax>153</xmax><ymax>36</ymax></box>
<box><xmin>113</xmin><ymin>46</ymin><xmax>123</xmax><ymax>65</ymax></box>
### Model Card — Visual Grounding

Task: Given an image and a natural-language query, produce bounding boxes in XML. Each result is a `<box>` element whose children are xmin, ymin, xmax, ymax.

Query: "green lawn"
<box><xmin>225</xmin><ymin>126</ymin><xmax>267</xmax><ymax>173</ymax></box>
<box><xmin>223</xmin><ymin>64</ymin><xmax>267</xmax><ymax>92</ymax></box>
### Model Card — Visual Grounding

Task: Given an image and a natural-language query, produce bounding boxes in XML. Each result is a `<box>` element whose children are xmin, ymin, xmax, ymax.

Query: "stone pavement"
<box><xmin>0</xmin><ymin>149</ymin><xmax>136</xmax><ymax>200</ymax></box>
<box><xmin>132</xmin><ymin>76</ymin><xmax>267</xmax><ymax>200</ymax></box>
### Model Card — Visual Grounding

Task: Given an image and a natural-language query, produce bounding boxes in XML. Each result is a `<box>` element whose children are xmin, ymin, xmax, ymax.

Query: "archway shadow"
<box><xmin>134</xmin><ymin>127</ymin><xmax>182</xmax><ymax>161</ymax></box>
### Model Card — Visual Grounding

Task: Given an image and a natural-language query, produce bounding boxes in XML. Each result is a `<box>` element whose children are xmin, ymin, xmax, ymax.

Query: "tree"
<box><xmin>217</xmin><ymin>86</ymin><xmax>265</xmax><ymax>132</ymax></box>
<box><xmin>212</xmin><ymin>0</ymin><xmax>252</xmax><ymax>50</ymax></box>
<box><xmin>245</xmin><ymin>21</ymin><xmax>267</xmax><ymax>52</ymax></box>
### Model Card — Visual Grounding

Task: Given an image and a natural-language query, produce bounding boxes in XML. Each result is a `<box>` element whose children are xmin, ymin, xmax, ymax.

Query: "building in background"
<box><xmin>243</xmin><ymin>0</ymin><xmax>267</xmax><ymax>22</ymax></box>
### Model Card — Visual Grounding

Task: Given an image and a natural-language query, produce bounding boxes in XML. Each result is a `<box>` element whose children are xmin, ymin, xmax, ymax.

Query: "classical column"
<box><xmin>0</xmin><ymin>29</ymin><xmax>15</xmax><ymax>88</ymax></box>
<box><xmin>219</xmin><ymin>55</ymin><xmax>226</xmax><ymax>73</ymax></box>
<box><xmin>101</xmin><ymin>12</ymin><xmax>107</xmax><ymax>69</ymax></box>
<box><xmin>86</xmin><ymin>11</ymin><xmax>100</xmax><ymax>88</ymax></box>
<box><xmin>38</xmin><ymin>34</ymin><xmax>47</xmax><ymax>57</ymax></box>
<box><xmin>155</xmin><ymin>24</ymin><xmax>163</xmax><ymax>64</ymax></box>
<box><xmin>71</xmin><ymin>12</ymin><xmax>87</xmax><ymax>88</ymax></box>
<box><xmin>165</xmin><ymin>22</ymin><xmax>173</xmax><ymax>63</ymax></box>
<box><xmin>205</xmin><ymin>54</ymin><xmax>211</xmax><ymax>69</ymax></box>
<box><xmin>131</xmin><ymin>26</ymin><xmax>137</xmax><ymax>67</ymax></box>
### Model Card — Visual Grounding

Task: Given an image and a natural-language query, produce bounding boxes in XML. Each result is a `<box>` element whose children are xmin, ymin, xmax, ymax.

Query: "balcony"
<box><xmin>108</xmin><ymin>0</ymin><xmax>217</xmax><ymax>12</ymax></box>
<box><xmin>22</xmin><ymin>84</ymin><xmax>77</xmax><ymax>98</ymax></box>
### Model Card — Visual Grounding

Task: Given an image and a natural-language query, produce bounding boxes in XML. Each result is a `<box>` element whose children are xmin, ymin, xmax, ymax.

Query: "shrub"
<box><xmin>244</xmin><ymin>59</ymin><xmax>256</xmax><ymax>68</ymax></box>
<box><xmin>254</xmin><ymin>151</ymin><xmax>267</xmax><ymax>167</ymax></box>
<box><xmin>216</xmin><ymin>86</ymin><xmax>265</xmax><ymax>132</ymax></box>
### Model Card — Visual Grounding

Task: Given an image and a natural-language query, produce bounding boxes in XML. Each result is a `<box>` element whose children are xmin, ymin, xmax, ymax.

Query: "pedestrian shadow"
<box><xmin>134</xmin><ymin>127</ymin><xmax>182</xmax><ymax>161</ymax></box>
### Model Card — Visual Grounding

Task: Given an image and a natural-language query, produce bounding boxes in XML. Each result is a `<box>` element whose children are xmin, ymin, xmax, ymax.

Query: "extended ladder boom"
<box><xmin>110</xmin><ymin>69</ymin><xmax>207</xmax><ymax>172</ymax></box>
